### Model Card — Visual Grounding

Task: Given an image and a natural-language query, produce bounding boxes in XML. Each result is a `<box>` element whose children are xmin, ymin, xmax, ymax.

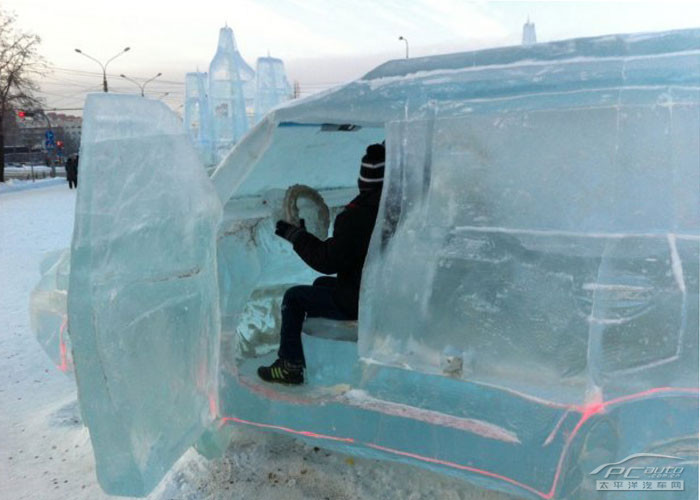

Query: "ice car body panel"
<box><xmin>58</xmin><ymin>28</ymin><xmax>699</xmax><ymax>498</ymax></box>
<box><xmin>67</xmin><ymin>96</ymin><xmax>223</xmax><ymax>495</ymax></box>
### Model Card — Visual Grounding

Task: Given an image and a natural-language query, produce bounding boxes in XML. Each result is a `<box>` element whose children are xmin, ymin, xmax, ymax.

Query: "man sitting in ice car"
<box><xmin>258</xmin><ymin>143</ymin><xmax>385</xmax><ymax>384</ymax></box>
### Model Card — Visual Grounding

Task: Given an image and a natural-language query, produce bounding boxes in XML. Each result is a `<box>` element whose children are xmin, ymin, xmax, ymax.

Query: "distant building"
<box><xmin>522</xmin><ymin>17</ymin><xmax>537</xmax><ymax>46</ymax></box>
<box><xmin>14</xmin><ymin>112</ymin><xmax>82</xmax><ymax>158</ymax></box>
<box><xmin>46</xmin><ymin>113</ymin><xmax>82</xmax><ymax>147</ymax></box>
<box><xmin>15</xmin><ymin>119</ymin><xmax>46</xmax><ymax>150</ymax></box>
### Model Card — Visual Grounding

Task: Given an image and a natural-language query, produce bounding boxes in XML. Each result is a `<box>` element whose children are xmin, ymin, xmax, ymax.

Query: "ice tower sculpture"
<box><xmin>31</xmin><ymin>28</ymin><xmax>699</xmax><ymax>499</ymax></box>
<box><xmin>229</xmin><ymin>31</ymin><xmax>257</xmax><ymax>114</ymax></box>
<box><xmin>209</xmin><ymin>26</ymin><xmax>250</xmax><ymax>161</ymax></box>
<box><xmin>184</xmin><ymin>71</ymin><xmax>213</xmax><ymax>164</ymax></box>
<box><xmin>522</xmin><ymin>17</ymin><xmax>536</xmax><ymax>46</ymax></box>
<box><xmin>183</xmin><ymin>26</ymin><xmax>293</xmax><ymax>162</ymax></box>
<box><xmin>253</xmin><ymin>56</ymin><xmax>292</xmax><ymax>123</ymax></box>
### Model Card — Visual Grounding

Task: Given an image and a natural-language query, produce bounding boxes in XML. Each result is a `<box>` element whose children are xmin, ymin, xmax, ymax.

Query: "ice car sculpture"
<box><xmin>30</xmin><ymin>249</ymin><xmax>73</xmax><ymax>373</ymax></box>
<box><xmin>33</xmin><ymin>29</ymin><xmax>699</xmax><ymax>498</ymax></box>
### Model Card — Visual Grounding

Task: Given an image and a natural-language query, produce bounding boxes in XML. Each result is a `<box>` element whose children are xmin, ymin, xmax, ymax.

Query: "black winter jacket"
<box><xmin>65</xmin><ymin>158</ymin><xmax>77</xmax><ymax>181</ymax></box>
<box><xmin>292</xmin><ymin>189</ymin><xmax>381</xmax><ymax>318</ymax></box>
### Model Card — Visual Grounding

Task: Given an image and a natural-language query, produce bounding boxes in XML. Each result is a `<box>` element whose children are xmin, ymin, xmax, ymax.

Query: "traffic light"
<box><xmin>17</xmin><ymin>110</ymin><xmax>25</xmax><ymax>118</ymax></box>
<box><xmin>16</xmin><ymin>110</ymin><xmax>36</xmax><ymax>119</ymax></box>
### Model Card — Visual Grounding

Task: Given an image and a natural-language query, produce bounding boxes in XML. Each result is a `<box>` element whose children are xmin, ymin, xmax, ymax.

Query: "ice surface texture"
<box><xmin>67</xmin><ymin>94</ymin><xmax>222</xmax><ymax>495</ymax></box>
<box><xmin>210</xmin><ymin>28</ymin><xmax>698</xmax><ymax>498</ymax></box>
<box><xmin>30</xmin><ymin>249</ymin><xmax>72</xmax><ymax>373</ymax></box>
<box><xmin>65</xmin><ymin>29</ymin><xmax>699</xmax><ymax>499</ymax></box>
<box><xmin>211</xmin><ymin>29</ymin><xmax>700</xmax><ymax>404</ymax></box>
<box><xmin>361</xmin><ymin>100</ymin><xmax>699</xmax><ymax>402</ymax></box>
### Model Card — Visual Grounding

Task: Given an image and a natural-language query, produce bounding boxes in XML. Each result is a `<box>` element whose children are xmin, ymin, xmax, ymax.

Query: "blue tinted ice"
<box><xmin>184</xmin><ymin>71</ymin><xmax>214</xmax><ymax>165</ymax></box>
<box><xmin>61</xmin><ymin>29</ymin><xmax>699</xmax><ymax>499</ymax></box>
<box><xmin>253</xmin><ymin>56</ymin><xmax>291</xmax><ymax>122</ymax></box>
<box><xmin>67</xmin><ymin>94</ymin><xmax>222</xmax><ymax>496</ymax></box>
<box><xmin>212</xmin><ymin>28</ymin><xmax>699</xmax><ymax>498</ymax></box>
<box><xmin>209</xmin><ymin>26</ymin><xmax>250</xmax><ymax>161</ymax></box>
<box><xmin>30</xmin><ymin>249</ymin><xmax>72</xmax><ymax>372</ymax></box>
<box><xmin>361</xmin><ymin>107</ymin><xmax>698</xmax><ymax>402</ymax></box>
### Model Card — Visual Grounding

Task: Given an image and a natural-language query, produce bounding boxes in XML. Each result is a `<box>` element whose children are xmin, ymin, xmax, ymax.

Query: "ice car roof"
<box><xmin>211</xmin><ymin>27</ymin><xmax>700</xmax><ymax>203</ymax></box>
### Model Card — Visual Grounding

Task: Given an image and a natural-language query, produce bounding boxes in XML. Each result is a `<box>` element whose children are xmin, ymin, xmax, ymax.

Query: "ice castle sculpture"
<box><xmin>254</xmin><ymin>56</ymin><xmax>292</xmax><ymax>123</ymax></box>
<box><xmin>32</xmin><ymin>28</ymin><xmax>699</xmax><ymax>499</ymax></box>
<box><xmin>184</xmin><ymin>71</ymin><xmax>213</xmax><ymax>164</ymax></box>
<box><xmin>522</xmin><ymin>17</ymin><xmax>537</xmax><ymax>46</ymax></box>
<box><xmin>184</xmin><ymin>27</ymin><xmax>292</xmax><ymax>165</ymax></box>
<box><xmin>209</xmin><ymin>26</ymin><xmax>250</xmax><ymax>162</ymax></box>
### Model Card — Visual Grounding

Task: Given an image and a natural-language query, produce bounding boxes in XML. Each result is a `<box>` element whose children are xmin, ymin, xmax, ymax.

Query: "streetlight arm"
<box><xmin>104</xmin><ymin>47</ymin><xmax>130</xmax><ymax>72</ymax></box>
<box><xmin>76</xmin><ymin>47</ymin><xmax>130</xmax><ymax>92</ymax></box>
<box><xmin>120</xmin><ymin>72</ymin><xmax>161</xmax><ymax>97</ymax></box>
<box><xmin>141</xmin><ymin>72</ymin><xmax>162</xmax><ymax>96</ymax></box>
<box><xmin>120</xmin><ymin>74</ymin><xmax>142</xmax><ymax>90</ymax></box>
<box><xmin>143</xmin><ymin>72</ymin><xmax>162</xmax><ymax>87</ymax></box>
<box><xmin>75</xmin><ymin>49</ymin><xmax>106</xmax><ymax>72</ymax></box>
<box><xmin>398</xmin><ymin>36</ymin><xmax>409</xmax><ymax>59</ymax></box>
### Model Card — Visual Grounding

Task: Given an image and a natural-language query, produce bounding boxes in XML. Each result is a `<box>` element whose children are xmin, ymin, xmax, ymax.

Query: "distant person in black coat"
<box><xmin>258</xmin><ymin>143</ymin><xmax>385</xmax><ymax>385</ymax></box>
<box><xmin>66</xmin><ymin>154</ymin><xmax>78</xmax><ymax>189</ymax></box>
<box><xmin>74</xmin><ymin>154</ymin><xmax>79</xmax><ymax>187</ymax></box>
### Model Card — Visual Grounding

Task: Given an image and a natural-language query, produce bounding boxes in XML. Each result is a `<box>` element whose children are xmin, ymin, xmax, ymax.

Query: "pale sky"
<box><xmin>4</xmin><ymin>0</ymin><xmax>700</xmax><ymax>113</ymax></box>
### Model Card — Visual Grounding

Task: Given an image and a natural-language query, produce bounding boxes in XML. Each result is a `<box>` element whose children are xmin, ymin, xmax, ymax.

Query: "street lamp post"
<box><xmin>398</xmin><ymin>36</ymin><xmax>409</xmax><ymax>59</ymax></box>
<box><xmin>74</xmin><ymin>47</ymin><xmax>131</xmax><ymax>92</ymax></box>
<box><xmin>120</xmin><ymin>72</ymin><xmax>162</xmax><ymax>97</ymax></box>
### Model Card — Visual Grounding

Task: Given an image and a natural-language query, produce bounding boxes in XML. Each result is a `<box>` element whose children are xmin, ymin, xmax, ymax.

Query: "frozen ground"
<box><xmin>0</xmin><ymin>184</ymin><xmax>514</xmax><ymax>500</ymax></box>
<box><xmin>0</xmin><ymin>177</ymin><xmax>65</xmax><ymax>194</ymax></box>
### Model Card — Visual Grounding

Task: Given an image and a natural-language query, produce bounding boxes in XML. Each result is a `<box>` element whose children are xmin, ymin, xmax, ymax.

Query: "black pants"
<box><xmin>278</xmin><ymin>277</ymin><xmax>353</xmax><ymax>365</ymax></box>
<box><xmin>68</xmin><ymin>179</ymin><xmax>77</xmax><ymax>189</ymax></box>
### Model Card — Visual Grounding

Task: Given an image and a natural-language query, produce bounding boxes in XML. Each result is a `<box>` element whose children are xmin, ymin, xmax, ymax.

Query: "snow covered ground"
<box><xmin>3</xmin><ymin>165</ymin><xmax>57</xmax><ymax>182</ymax></box>
<box><xmin>0</xmin><ymin>184</ymin><xmax>514</xmax><ymax>500</ymax></box>
<box><xmin>0</xmin><ymin>177</ymin><xmax>66</xmax><ymax>194</ymax></box>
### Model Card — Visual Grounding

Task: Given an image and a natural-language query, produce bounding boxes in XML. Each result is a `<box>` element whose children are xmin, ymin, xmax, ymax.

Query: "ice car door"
<box><xmin>68</xmin><ymin>94</ymin><xmax>222</xmax><ymax>496</ymax></box>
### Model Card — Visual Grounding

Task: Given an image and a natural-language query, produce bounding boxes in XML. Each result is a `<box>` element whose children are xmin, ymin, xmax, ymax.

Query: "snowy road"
<box><xmin>0</xmin><ymin>185</ymin><xmax>514</xmax><ymax>500</ymax></box>
<box><xmin>0</xmin><ymin>185</ymin><xmax>107</xmax><ymax>500</ymax></box>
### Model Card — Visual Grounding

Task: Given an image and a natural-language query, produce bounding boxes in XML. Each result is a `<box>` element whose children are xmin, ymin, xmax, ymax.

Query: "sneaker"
<box><xmin>257</xmin><ymin>358</ymin><xmax>304</xmax><ymax>385</ymax></box>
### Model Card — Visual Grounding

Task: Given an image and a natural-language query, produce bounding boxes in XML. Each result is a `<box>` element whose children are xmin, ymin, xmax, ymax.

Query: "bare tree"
<box><xmin>0</xmin><ymin>9</ymin><xmax>45</xmax><ymax>183</ymax></box>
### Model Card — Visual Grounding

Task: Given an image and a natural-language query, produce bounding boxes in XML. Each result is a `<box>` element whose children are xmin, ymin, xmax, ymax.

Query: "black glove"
<box><xmin>275</xmin><ymin>219</ymin><xmax>306</xmax><ymax>244</ymax></box>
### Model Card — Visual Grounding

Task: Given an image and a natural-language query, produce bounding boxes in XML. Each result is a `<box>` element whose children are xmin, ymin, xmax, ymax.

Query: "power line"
<box><xmin>37</xmin><ymin>65</ymin><xmax>343</xmax><ymax>114</ymax></box>
<box><xmin>48</xmin><ymin>65</ymin><xmax>186</xmax><ymax>86</ymax></box>
<box><xmin>47</xmin><ymin>65</ymin><xmax>345</xmax><ymax>89</ymax></box>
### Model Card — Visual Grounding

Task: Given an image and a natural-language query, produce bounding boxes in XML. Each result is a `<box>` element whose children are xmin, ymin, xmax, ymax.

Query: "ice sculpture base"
<box><xmin>204</xmin><ymin>332</ymin><xmax>699</xmax><ymax>499</ymax></box>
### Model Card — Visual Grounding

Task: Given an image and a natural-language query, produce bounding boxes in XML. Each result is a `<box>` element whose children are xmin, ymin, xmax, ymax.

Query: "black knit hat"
<box><xmin>358</xmin><ymin>143</ymin><xmax>385</xmax><ymax>191</ymax></box>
